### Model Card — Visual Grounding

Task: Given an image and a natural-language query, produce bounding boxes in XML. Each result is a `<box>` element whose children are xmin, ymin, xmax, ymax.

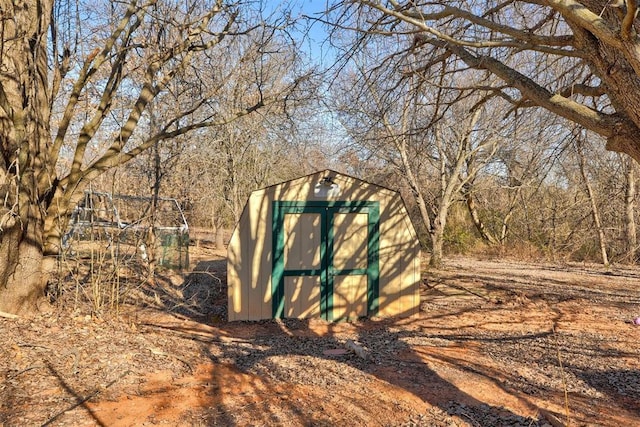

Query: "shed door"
<box><xmin>330</xmin><ymin>211</ymin><xmax>369</xmax><ymax>320</ymax></box>
<box><xmin>272</xmin><ymin>202</ymin><xmax>379</xmax><ymax>321</ymax></box>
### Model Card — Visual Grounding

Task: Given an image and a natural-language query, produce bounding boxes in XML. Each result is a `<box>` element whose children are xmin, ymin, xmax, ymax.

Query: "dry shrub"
<box><xmin>47</xmin><ymin>226</ymin><xmax>149</xmax><ymax>316</ymax></box>
<box><xmin>466</xmin><ymin>240</ymin><xmax>546</xmax><ymax>262</ymax></box>
<box><xmin>47</xmin><ymin>239</ymin><xmax>217</xmax><ymax>319</ymax></box>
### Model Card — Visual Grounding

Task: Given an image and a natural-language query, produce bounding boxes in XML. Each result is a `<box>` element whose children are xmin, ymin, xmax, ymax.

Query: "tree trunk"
<box><xmin>429</xmin><ymin>198</ymin><xmax>452</xmax><ymax>268</ymax></box>
<box><xmin>0</xmin><ymin>217</ymin><xmax>46</xmax><ymax>314</ymax></box>
<box><xmin>550</xmin><ymin>198</ymin><xmax>559</xmax><ymax>262</ymax></box>
<box><xmin>586</xmin><ymin>180</ymin><xmax>609</xmax><ymax>267</ymax></box>
<box><xmin>429</xmin><ymin>216</ymin><xmax>445</xmax><ymax>268</ymax></box>
<box><xmin>215</xmin><ymin>227</ymin><xmax>226</xmax><ymax>250</ymax></box>
<box><xmin>576</xmin><ymin>140</ymin><xmax>609</xmax><ymax>267</ymax></box>
<box><xmin>463</xmin><ymin>188</ymin><xmax>498</xmax><ymax>244</ymax></box>
<box><xmin>396</xmin><ymin>138</ymin><xmax>433</xmax><ymax>238</ymax></box>
<box><xmin>211</xmin><ymin>211</ymin><xmax>227</xmax><ymax>250</ymax></box>
<box><xmin>0</xmin><ymin>0</ymin><xmax>55</xmax><ymax>314</ymax></box>
<box><xmin>625</xmin><ymin>157</ymin><xmax>638</xmax><ymax>263</ymax></box>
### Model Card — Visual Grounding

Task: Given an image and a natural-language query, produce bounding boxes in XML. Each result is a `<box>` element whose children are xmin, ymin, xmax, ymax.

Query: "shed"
<box><xmin>227</xmin><ymin>170</ymin><xmax>421</xmax><ymax>321</ymax></box>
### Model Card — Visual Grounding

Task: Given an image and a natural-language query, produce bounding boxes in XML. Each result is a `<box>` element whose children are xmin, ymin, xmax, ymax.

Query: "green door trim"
<box><xmin>272</xmin><ymin>200</ymin><xmax>380</xmax><ymax>320</ymax></box>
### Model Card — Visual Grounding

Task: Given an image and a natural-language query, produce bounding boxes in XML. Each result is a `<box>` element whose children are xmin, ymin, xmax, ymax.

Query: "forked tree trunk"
<box><xmin>463</xmin><ymin>188</ymin><xmax>498</xmax><ymax>245</ymax></box>
<box><xmin>429</xmin><ymin>201</ymin><xmax>451</xmax><ymax>268</ymax></box>
<box><xmin>0</xmin><ymin>185</ymin><xmax>64</xmax><ymax>315</ymax></box>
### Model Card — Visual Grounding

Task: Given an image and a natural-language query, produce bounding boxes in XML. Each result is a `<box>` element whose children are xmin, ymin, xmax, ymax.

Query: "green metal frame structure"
<box><xmin>272</xmin><ymin>201</ymin><xmax>380</xmax><ymax>320</ymax></box>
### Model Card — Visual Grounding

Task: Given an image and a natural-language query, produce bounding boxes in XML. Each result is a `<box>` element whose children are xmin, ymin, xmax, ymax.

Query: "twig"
<box><xmin>459</xmin><ymin>411</ymin><xmax>481</xmax><ymax>427</ymax></box>
<box><xmin>538</xmin><ymin>408</ymin><xmax>566</xmax><ymax>427</ymax></box>
<box><xmin>437</xmin><ymin>282</ymin><xmax>490</xmax><ymax>301</ymax></box>
<box><xmin>0</xmin><ymin>310</ymin><xmax>19</xmax><ymax>319</ymax></box>
<box><xmin>147</xmin><ymin>346</ymin><xmax>193</xmax><ymax>373</ymax></box>
<box><xmin>7</xmin><ymin>364</ymin><xmax>47</xmax><ymax>380</ymax></box>
<box><xmin>188</xmin><ymin>270</ymin><xmax>222</xmax><ymax>284</ymax></box>
<box><xmin>552</xmin><ymin>326</ymin><xmax>571</xmax><ymax>426</ymax></box>
<box><xmin>17</xmin><ymin>342</ymin><xmax>51</xmax><ymax>350</ymax></box>
<box><xmin>345</xmin><ymin>339</ymin><xmax>369</xmax><ymax>360</ymax></box>
<box><xmin>41</xmin><ymin>369</ymin><xmax>132</xmax><ymax>426</ymax></box>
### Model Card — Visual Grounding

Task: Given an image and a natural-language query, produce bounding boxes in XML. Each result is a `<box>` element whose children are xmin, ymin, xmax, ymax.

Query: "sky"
<box><xmin>262</xmin><ymin>0</ymin><xmax>334</xmax><ymax>65</ymax></box>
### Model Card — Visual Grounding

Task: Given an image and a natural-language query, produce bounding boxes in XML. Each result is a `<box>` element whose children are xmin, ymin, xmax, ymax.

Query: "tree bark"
<box><xmin>463</xmin><ymin>188</ymin><xmax>498</xmax><ymax>245</ymax></box>
<box><xmin>215</xmin><ymin>227</ymin><xmax>226</xmax><ymax>250</ymax></box>
<box><xmin>0</xmin><ymin>214</ymin><xmax>47</xmax><ymax>314</ymax></box>
<box><xmin>0</xmin><ymin>0</ymin><xmax>55</xmax><ymax>314</ymax></box>
<box><xmin>625</xmin><ymin>157</ymin><xmax>638</xmax><ymax>263</ymax></box>
<box><xmin>576</xmin><ymin>139</ymin><xmax>610</xmax><ymax>267</ymax></box>
<box><xmin>429</xmin><ymin>215</ymin><xmax>446</xmax><ymax>268</ymax></box>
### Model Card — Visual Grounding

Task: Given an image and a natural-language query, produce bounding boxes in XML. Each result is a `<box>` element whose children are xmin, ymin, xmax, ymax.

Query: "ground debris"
<box><xmin>1</xmin><ymin>253</ymin><xmax>639</xmax><ymax>426</ymax></box>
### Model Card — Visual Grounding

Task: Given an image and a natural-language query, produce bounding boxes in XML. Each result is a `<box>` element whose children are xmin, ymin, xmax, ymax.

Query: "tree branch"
<box><xmin>622</xmin><ymin>0</ymin><xmax>638</xmax><ymax>40</ymax></box>
<box><xmin>58</xmin><ymin>93</ymin><xmax>273</xmax><ymax>190</ymax></box>
<box><xmin>0</xmin><ymin>83</ymin><xmax>14</xmax><ymax>120</ymax></box>
<box><xmin>62</xmin><ymin>4</ymin><xmax>235</xmax><ymax>193</ymax></box>
<box><xmin>361</xmin><ymin>1</ymin><xmax>579</xmax><ymax>56</ymax></box>
<box><xmin>435</xmin><ymin>39</ymin><xmax>620</xmax><ymax>138</ymax></box>
<box><xmin>50</xmin><ymin>0</ymin><xmax>144</xmax><ymax>166</ymax></box>
<box><xmin>544</xmin><ymin>0</ymin><xmax>621</xmax><ymax>47</ymax></box>
<box><xmin>558</xmin><ymin>83</ymin><xmax>606</xmax><ymax>98</ymax></box>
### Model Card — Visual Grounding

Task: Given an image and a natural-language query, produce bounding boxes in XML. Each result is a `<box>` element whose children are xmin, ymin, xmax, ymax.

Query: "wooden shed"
<box><xmin>227</xmin><ymin>170</ymin><xmax>421</xmax><ymax>321</ymax></box>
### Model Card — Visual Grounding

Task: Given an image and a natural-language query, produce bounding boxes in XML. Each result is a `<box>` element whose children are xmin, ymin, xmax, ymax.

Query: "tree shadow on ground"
<box><xmin>179</xmin><ymin>259</ymin><xmax>227</xmax><ymax>318</ymax></box>
<box><xmin>38</xmin><ymin>361</ymin><xmax>108</xmax><ymax>427</ymax></box>
<box><xmin>131</xmin><ymin>258</ymin><xmax>227</xmax><ymax>320</ymax></box>
<box><xmin>574</xmin><ymin>368</ymin><xmax>640</xmax><ymax>415</ymax></box>
<box><xmin>147</xmin><ymin>314</ymin><xmax>557</xmax><ymax>426</ymax></box>
<box><xmin>137</xmin><ymin>254</ymin><xmax>640</xmax><ymax>426</ymax></box>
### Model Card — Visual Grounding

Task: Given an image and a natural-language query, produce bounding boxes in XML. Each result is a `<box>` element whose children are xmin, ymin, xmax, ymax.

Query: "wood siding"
<box><xmin>228</xmin><ymin>170</ymin><xmax>421</xmax><ymax>321</ymax></box>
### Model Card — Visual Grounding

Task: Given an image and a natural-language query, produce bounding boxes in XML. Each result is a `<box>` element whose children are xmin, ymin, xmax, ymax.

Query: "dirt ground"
<box><xmin>2</xmin><ymin>247</ymin><xmax>640</xmax><ymax>427</ymax></box>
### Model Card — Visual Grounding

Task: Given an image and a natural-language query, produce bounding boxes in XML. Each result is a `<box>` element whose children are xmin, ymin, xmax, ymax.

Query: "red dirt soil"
<box><xmin>2</xmin><ymin>250</ymin><xmax>640</xmax><ymax>426</ymax></box>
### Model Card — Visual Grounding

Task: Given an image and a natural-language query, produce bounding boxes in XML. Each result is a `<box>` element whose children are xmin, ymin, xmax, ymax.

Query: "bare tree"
<box><xmin>624</xmin><ymin>156</ymin><xmax>638</xmax><ymax>261</ymax></box>
<box><xmin>0</xmin><ymin>0</ymin><xmax>308</xmax><ymax>314</ymax></box>
<box><xmin>333</xmin><ymin>1</ymin><xmax>640</xmax><ymax>164</ymax></box>
<box><xmin>573</xmin><ymin>130</ymin><xmax>610</xmax><ymax>266</ymax></box>
<box><xmin>464</xmin><ymin>113</ymin><xmax>570</xmax><ymax>249</ymax></box>
<box><xmin>334</xmin><ymin>58</ymin><xmax>500</xmax><ymax>266</ymax></box>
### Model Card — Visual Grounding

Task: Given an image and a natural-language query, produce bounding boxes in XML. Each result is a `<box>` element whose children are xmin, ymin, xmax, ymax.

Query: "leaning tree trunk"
<box><xmin>576</xmin><ymin>139</ymin><xmax>610</xmax><ymax>267</ymax></box>
<box><xmin>0</xmin><ymin>0</ymin><xmax>56</xmax><ymax>314</ymax></box>
<box><xmin>463</xmin><ymin>187</ymin><xmax>498</xmax><ymax>245</ymax></box>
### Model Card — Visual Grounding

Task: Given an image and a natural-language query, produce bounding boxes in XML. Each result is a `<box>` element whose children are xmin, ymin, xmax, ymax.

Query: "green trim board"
<box><xmin>272</xmin><ymin>200</ymin><xmax>380</xmax><ymax>320</ymax></box>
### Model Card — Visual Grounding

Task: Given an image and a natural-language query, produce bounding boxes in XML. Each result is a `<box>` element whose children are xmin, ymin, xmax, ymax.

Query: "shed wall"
<box><xmin>228</xmin><ymin>171</ymin><xmax>420</xmax><ymax>321</ymax></box>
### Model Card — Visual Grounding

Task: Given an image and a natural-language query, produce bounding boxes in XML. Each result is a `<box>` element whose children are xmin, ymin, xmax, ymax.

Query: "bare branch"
<box><xmin>68</xmin><ymin>97</ymin><xmax>270</xmax><ymax>186</ymax></box>
<box><xmin>558</xmin><ymin>83</ymin><xmax>606</xmax><ymax>98</ymax></box>
<box><xmin>622</xmin><ymin>0</ymin><xmax>638</xmax><ymax>40</ymax></box>
<box><xmin>50</xmin><ymin>0</ymin><xmax>145</xmax><ymax>165</ymax></box>
<box><xmin>544</xmin><ymin>0</ymin><xmax>621</xmax><ymax>48</ymax></box>
<box><xmin>360</xmin><ymin>1</ymin><xmax>580</xmax><ymax>57</ymax></box>
<box><xmin>429</xmin><ymin>38</ymin><xmax>619</xmax><ymax>138</ymax></box>
<box><xmin>62</xmin><ymin>5</ymin><xmax>237</xmax><ymax>193</ymax></box>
